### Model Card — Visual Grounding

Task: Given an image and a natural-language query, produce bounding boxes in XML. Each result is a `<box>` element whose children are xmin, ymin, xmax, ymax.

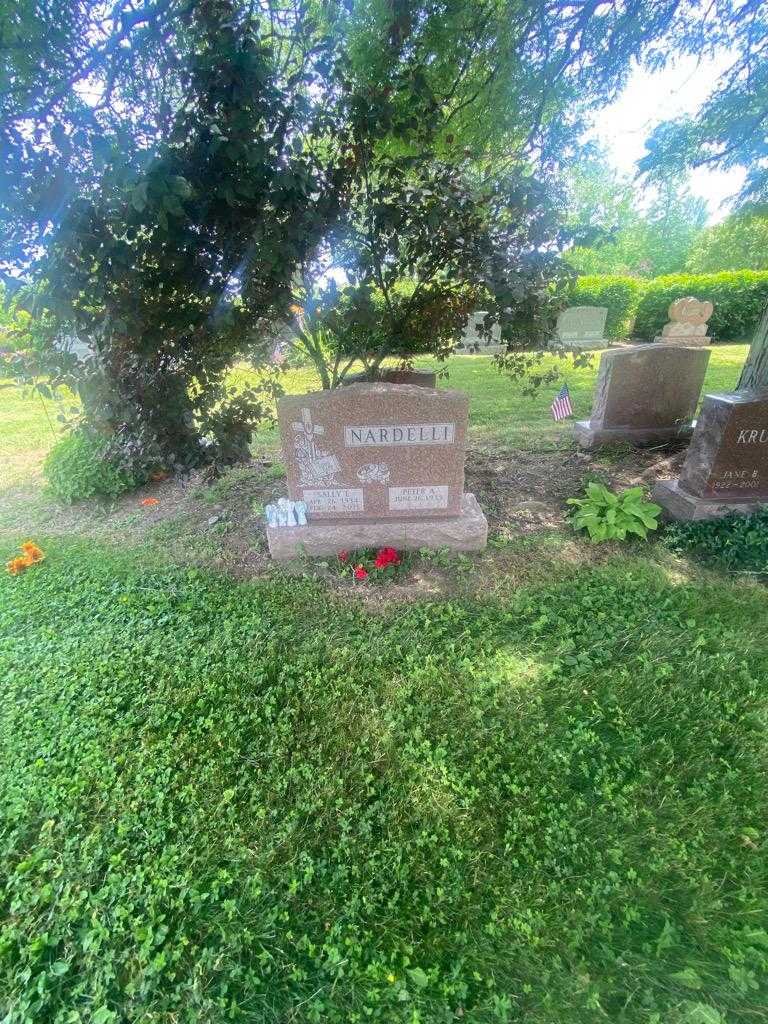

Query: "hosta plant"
<box><xmin>568</xmin><ymin>483</ymin><xmax>661</xmax><ymax>542</ymax></box>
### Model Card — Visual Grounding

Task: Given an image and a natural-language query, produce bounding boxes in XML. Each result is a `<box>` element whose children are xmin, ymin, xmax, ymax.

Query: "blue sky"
<box><xmin>588</xmin><ymin>49</ymin><xmax>746</xmax><ymax>223</ymax></box>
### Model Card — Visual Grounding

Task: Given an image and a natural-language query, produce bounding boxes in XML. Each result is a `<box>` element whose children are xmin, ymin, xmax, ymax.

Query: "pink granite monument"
<box><xmin>574</xmin><ymin>296</ymin><xmax>715</xmax><ymax>449</ymax></box>
<box><xmin>653</xmin><ymin>390</ymin><xmax>768</xmax><ymax>519</ymax></box>
<box><xmin>573</xmin><ymin>343</ymin><xmax>711</xmax><ymax>448</ymax></box>
<box><xmin>266</xmin><ymin>383</ymin><xmax>487</xmax><ymax>558</ymax></box>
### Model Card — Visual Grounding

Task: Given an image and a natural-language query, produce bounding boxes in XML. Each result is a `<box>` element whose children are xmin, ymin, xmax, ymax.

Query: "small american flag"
<box><xmin>551</xmin><ymin>383</ymin><xmax>573</xmax><ymax>421</ymax></box>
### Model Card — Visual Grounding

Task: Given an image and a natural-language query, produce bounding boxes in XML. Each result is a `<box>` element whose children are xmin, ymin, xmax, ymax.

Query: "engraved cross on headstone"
<box><xmin>292</xmin><ymin>407</ymin><xmax>324</xmax><ymax>458</ymax></box>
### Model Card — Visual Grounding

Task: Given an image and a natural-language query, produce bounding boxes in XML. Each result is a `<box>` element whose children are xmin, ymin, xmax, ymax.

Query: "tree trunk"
<box><xmin>737</xmin><ymin>301</ymin><xmax>768</xmax><ymax>392</ymax></box>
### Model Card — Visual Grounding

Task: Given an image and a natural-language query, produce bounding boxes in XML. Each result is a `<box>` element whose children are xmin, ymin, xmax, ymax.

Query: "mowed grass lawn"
<box><xmin>245</xmin><ymin>344</ymin><xmax>748</xmax><ymax>449</ymax></box>
<box><xmin>1</xmin><ymin>344</ymin><xmax>748</xmax><ymax>488</ymax></box>
<box><xmin>2</xmin><ymin>342</ymin><xmax>768</xmax><ymax>1023</ymax></box>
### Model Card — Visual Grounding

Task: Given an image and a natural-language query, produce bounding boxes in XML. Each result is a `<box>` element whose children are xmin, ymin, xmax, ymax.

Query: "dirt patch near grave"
<box><xmin>464</xmin><ymin>440</ymin><xmax>687</xmax><ymax>536</ymax></box>
<box><xmin>1</xmin><ymin>440</ymin><xmax>689</xmax><ymax>599</ymax></box>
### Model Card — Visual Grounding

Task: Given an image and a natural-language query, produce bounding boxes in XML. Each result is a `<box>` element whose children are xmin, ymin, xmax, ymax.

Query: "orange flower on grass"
<box><xmin>6</xmin><ymin>540</ymin><xmax>45</xmax><ymax>576</ymax></box>
<box><xmin>20</xmin><ymin>541</ymin><xmax>45</xmax><ymax>564</ymax></box>
<box><xmin>140</xmin><ymin>498</ymin><xmax>160</xmax><ymax>507</ymax></box>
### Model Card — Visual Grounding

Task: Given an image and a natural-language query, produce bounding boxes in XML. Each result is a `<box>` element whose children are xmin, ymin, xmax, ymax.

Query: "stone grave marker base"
<box><xmin>652</xmin><ymin>479</ymin><xmax>766</xmax><ymax>521</ymax></box>
<box><xmin>574</xmin><ymin>420</ymin><xmax>694</xmax><ymax>449</ymax></box>
<box><xmin>267</xmin><ymin>493</ymin><xmax>488</xmax><ymax>560</ymax></box>
<box><xmin>549</xmin><ymin>338</ymin><xmax>609</xmax><ymax>353</ymax></box>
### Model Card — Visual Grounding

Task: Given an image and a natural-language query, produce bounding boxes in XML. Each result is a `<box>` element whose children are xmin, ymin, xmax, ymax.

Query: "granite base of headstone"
<box><xmin>343</xmin><ymin>367</ymin><xmax>437</xmax><ymax>387</ymax></box>
<box><xmin>266</xmin><ymin>383</ymin><xmax>488</xmax><ymax>559</ymax></box>
<box><xmin>653</xmin><ymin>390</ymin><xmax>768</xmax><ymax>520</ymax></box>
<box><xmin>551</xmin><ymin>306</ymin><xmax>609</xmax><ymax>351</ymax></box>
<box><xmin>574</xmin><ymin>343</ymin><xmax>711</xmax><ymax>449</ymax></box>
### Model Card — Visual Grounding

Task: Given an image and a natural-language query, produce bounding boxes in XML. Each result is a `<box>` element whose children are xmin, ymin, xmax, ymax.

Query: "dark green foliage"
<box><xmin>1</xmin><ymin>541</ymin><xmax>768</xmax><ymax>1021</ymax></box>
<box><xmin>295</xmin><ymin>276</ymin><xmax>478</xmax><ymax>389</ymax></box>
<box><xmin>569</xmin><ymin>275</ymin><xmax>644</xmax><ymax>338</ymax></box>
<box><xmin>298</xmin><ymin>160</ymin><xmax>568</xmax><ymax>386</ymax></box>
<box><xmin>633</xmin><ymin>271</ymin><xmax>768</xmax><ymax>341</ymax></box>
<box><xmin>663</xmin><ymin>508</ymin><xmax>768</xmax><ymax>574</ymax></box>
<box><xmin>27</xmin><ymin>1</ymin><xmax>342</xmax><ymax>476</ymax></box>
<box><xmin>43</xmin><ymin>429</ymin><xmax>138</xmax><ymax>503</ymax></box>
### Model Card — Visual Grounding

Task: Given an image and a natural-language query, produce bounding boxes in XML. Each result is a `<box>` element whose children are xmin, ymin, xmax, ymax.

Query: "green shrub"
<box><xmin>633</xmin><ymin>271</ymin><xmax>768</xmax><ymax>341</ymax></box>
<box><xmin>43</xmin><ymin>429</ymin><xmax>138</xmax><ymax>503</ymax></box>
<box><xmin>569</xmin><ymin>275</ymin><xmax>645</xmax><ymax>338</ymax></box>
<box><xmin>567</xmin><ymin>482</ymin><xmax>661</xmax><ymax>541</ymax></box>
<box><xmin>662</xmin><ymin>507</ymin><xmax>768</xmax><ymax>574</ymax></box>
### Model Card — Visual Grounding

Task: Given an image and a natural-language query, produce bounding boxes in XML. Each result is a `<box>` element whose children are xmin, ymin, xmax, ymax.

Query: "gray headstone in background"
<box><xmin>573</xmin><ymin>343</ymin><xmax>711</xmax><ymax>449</ymax></box>
<box><xmin>455</xmin><ymin>311</ymin><xmax>503</xmax><ymax>354</ymax></box>
<box><xmin>654</xmin><ymin>390</ymin><xmax>768</xmax><ymax>519</ymax></box>
<box><xmin>554</xmin><ymin>306</ymin><xmax>608</xmax><ymax>350</ymax></box>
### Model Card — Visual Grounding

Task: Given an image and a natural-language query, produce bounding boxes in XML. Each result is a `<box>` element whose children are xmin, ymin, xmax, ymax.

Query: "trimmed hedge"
<box><xmin>569</xmin><ymin>271</ymin><xmax>768</xmax><ymax>342</ymax></box>
<box><xmin>632</xmin><ymin>271</ymin><xmax>768</xmax><ymax>341</ymax></box>
<box><xmin>568</xmin><ymin>275</ymin><xmax>644</xmax><ymax>338</ymax></box>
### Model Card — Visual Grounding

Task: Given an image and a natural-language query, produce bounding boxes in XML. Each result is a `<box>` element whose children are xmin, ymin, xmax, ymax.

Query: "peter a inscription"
<box><xmin>389</xmin><ymin>485</ymin><xmax>449</xmax><ymax>511</ymax></box>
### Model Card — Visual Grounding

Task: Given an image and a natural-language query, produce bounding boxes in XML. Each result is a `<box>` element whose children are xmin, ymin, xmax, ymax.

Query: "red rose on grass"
<box><xmin>374</xmin><ymin>547</ymin><xmax>400</xmax><ymax>569</ymax></box>
<box><xmin>353</xmin><ymin>565</ymin><xmax>368</xmax><ymax>580</ymax></box>
<box><xmin>338</xmin><ymin>550</ymin><xmax>350</xmax><ymax>563</ymax></box>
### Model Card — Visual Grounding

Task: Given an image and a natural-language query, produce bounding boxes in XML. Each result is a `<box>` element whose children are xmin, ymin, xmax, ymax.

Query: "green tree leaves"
<box><xmin>687</xmin><ymin>206</ymin><xmax>768</xmax><ymax>273</ymax></box>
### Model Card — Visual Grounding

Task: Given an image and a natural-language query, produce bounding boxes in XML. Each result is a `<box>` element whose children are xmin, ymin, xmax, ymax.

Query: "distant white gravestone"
<box><xmin>455</xmin><ymin>311</ymin><xmax>503</xmax><ymax>354</ymax></box>
<box><xmin>553</xmin><ymin>306</ymin><xmax>609</xmax><ymax>350</ymax></box>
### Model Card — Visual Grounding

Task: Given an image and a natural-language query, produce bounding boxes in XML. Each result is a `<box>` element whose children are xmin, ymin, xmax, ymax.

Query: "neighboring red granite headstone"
<box><xmin>573</xmin><ymin>343</ymin><xmax>711</xmax><ymax>449</ymax></box>
<box><xmin>653</xmin><ymin>390</ymin><xmax>768</xmax><ymax>519</ymax></box>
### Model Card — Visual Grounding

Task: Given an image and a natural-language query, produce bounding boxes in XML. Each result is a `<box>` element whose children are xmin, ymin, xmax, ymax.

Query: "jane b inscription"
<box><xmin>345</xmin><ymin>423</ymin><xmax>455</xmax><ymax>447</ymax></box>
<box><xmin>710</xmin><ymin>469</ymin><xmax>760</xmax><ymax>492</ymax></box>
<box><xmin>303</xmin><ymin>488</ymin><xmax>364</xmax><ymax>513</ymax></box>
<box><xmin>389</xmin><ymin>485</ymin><xmax>449</xmax><ymax>511</ymax></box>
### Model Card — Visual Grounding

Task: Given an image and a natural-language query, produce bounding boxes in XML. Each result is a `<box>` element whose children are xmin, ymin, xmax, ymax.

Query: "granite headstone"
<box><xmin>657</xmin><ymin>297</ymin><xmax>713</xmax><ymax>346</ymax></box>
<box><xmin>574</xmin><ymin>343</ymin><xmax>711</xmax><ymax>449</ymax></box>
<box><xmin>553</xmin><ymin>306</ymin><xmax>608</xmax><ymax>350</ymax></box>
<box><xmin>653</xmin><ymin>390</ymin><xmax>768</xmax><ymax>519</ymax></box>
<box><xmin>267</xmin><ymin>383</ymin><xmax>487</xmax><ymax>557</ymax></box>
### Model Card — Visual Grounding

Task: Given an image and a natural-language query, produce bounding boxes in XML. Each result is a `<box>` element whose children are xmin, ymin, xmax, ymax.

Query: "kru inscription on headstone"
<box><xmin>653</xmin><ymin>390</ymin><xmax>768</xmax><ymax>519</ymax></box>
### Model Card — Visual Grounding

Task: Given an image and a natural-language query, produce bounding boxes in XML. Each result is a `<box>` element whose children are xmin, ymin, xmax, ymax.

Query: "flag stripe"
<box><xmin>550</xmin><ymin>384</ymin><xmax>573</xmax><ymax>421</ymax></box>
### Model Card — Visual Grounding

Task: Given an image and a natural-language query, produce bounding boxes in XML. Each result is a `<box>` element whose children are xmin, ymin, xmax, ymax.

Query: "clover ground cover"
<box><xmin>1</xmin><ymin>540</ymin><xmax>767</xmax><ymax>1022</ymax></box>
